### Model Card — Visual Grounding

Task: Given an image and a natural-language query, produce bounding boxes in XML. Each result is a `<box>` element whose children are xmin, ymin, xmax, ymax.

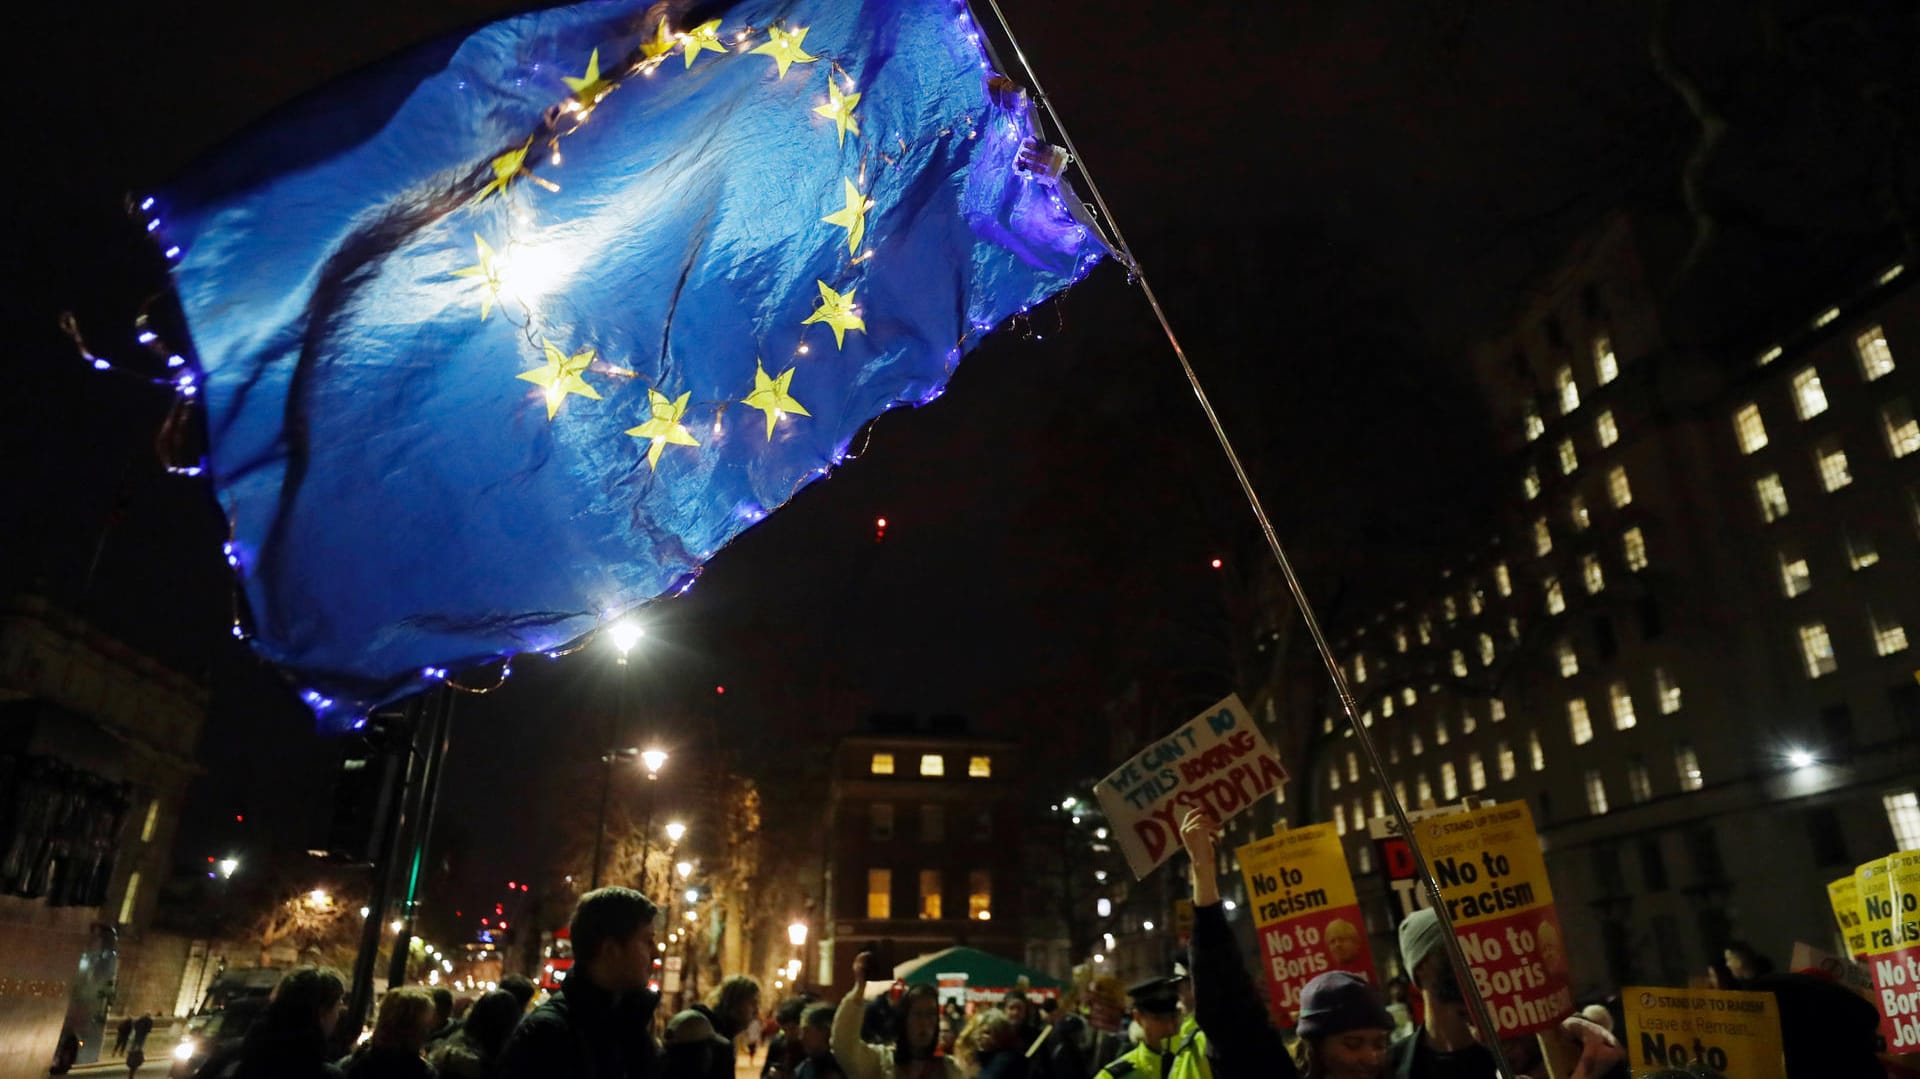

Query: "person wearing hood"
<box><xmin>1385</xmin><ymin>908</ymin><xmax>1500</xmax><ymax>1078</ymax></box>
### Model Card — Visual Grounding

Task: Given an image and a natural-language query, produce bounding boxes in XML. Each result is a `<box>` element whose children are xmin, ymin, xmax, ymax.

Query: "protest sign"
<box><xmin>1831</xmin><ymin>873</ymin><xmax>1871</xmax><ymax>960</ymax></box>
<box><xmin>1857</xmin><ymin>850</ymin><xmax>1920</xmax><ymax>1052</ymax></box>
<box><xmin>1789</xmin><ymin>941</ymin><xmax>1875</xmax><ymax>1000</ymax></box>
<box><xmin>1367</xmin><ymin>803</ymin><xmax>1471</xmax><ymax>924</ymax></box>
<box><xmin>1093</xmin><ymin>694</ymin><xmax>1288</xmax><ymax>878</ymax></box>
<box><xmin>1236</xmin><ymin>823</ymin><xmax>1375</xmax><ymax>1025</ymax></box>
<box><xmin>1408</xmin><ymin>800</ymin><xmax>1571</xmax><ymax>1037</ymax></box>
<box><xmin>1622</xmin><ymin>986</ymin><xmax>1785</xmax><ymax>1078</ymax></box>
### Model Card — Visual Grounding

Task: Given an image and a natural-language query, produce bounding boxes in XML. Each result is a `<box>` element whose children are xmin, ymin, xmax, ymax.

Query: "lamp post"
<box><xmin>787</xmin><ymin>920</ymin><xmax>809</xmax><ymax>994</ymax></box>
<box><xmin>591</xmin><ymin>623</ymin><xmax>645</xmax><ymax>889</ymax></box>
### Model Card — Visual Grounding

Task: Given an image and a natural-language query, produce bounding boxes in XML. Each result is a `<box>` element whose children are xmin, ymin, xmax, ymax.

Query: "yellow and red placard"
<box><xmin>1621</xmin><ymin>986</ymin><xmax>1785</xmax><ymax>1078</ymax></box>
<box><xmin>1857</xmin><ymin>849</ymin><xmax>1920</xmax><ymax>1052</ymax></box>
<box><xmin>1831</xmin><ymin>874</ymin><xmax>1871</xmax><ymax>960</ymax></box>
<box><xmin>1409</xmin><ymin>800</ymin><xmax>1572</xmax><ymax>1037</ymax></box>
<box><xmin>1235</xmin><ymin>823</ymin><xmax>1374</xmax><ymax>1026</ymax></box>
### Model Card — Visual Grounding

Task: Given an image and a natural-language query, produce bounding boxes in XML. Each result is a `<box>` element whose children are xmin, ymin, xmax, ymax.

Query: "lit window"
<box><xmin>1755</xmin><ymin>474</ymin><xmax>1789</xmax><ymax>522</ymax></box>
<box><xmin>1416</xmin><ymin>773</ymin><xmax>1433</xmax><ymax>804</ymax></box>
<box><xmin>1353</xmin><ymin>654</ymin><xmax>1368</xmax><ymax>684</ymax></box>
<box><xmin>1461</xmin><ymin>705</ymin><xmax>1478</xmax><ymax>734</ymax></box>
<box><xmin>118</xmin><ymin>871</ymin><xmax>141</xmax><ymax>925</ymax></box>
<box><xmin>1778</xmin><ymin>551</ymin><xmax>1812</xmax><ymax>598</ymax></box>
<box><xmin>1734</xmin><ymin>403</ymin><xmax>1768</xmax><ymax>454</ymax></box>
<box><xmin>1335</xmin><ymin>807</ymin><xmax>1347</xmax><ymax>836</ymax></box>
<box><xmin>1791</xmin><ymin>366</ymin><xmax>1829</xmax><ymax>420</ymax></box>
<box><xmin>1593</xmin><ymin>335</ymin><xmax>1619</xmax><ymax>384</ymax></box>
<box><xmin>1885</xmin><ymin>791</ymin><xmax>1920</xmax><ymax>852</ymax></box>
<box><xmin>1870</xmin><ymin>610</ymin><xmax>1909</xmax><ymax>656</ymax></box>
<box><xmin>1556</xmin><ymin>639</ymin><xmax>1578</xmax><ymax>677</ymax></box>
<box><xmin>1815</xmin><ymin>438</ymin><xmax>1852</xmax><ymax>492</ymax></box>
<box><xmin>1623</xmin><ymin>527</ymin><xmax>1648</xmax><ymax>571</ymax></box>
<box><xmin>1545</xmin><ymin>577</ymin><xmax>1566</xmax><ymax>615</ymax></box>
<box><xmin>1494</xmin><ymin>563</ymin><xmax>1512</xmax><ymax>597</ymax></box>
<box><xmin>1557</xmin><ymin>366</ymin><xmax>1581</xmax><ymax>415</ymax></box>
<box><xmin>919</xmin><ymin>754</ymin><xmax>945</xmax><ymax>777</ymax></box>
<box><xmin>1508</xmin><ymin>616</ymin><xmax>1521</xmax><ymax>640</ymax></box>
<box><xmin>1394</xmin><ymin>626</ymin><xmax>1408</xmax><ymax>653</ymax></box>
<box><xmin>140</xmin><ymin>800</ymin><xmax>159</xmax><ymax>844</ymax></box>
<box><xmin>1569</xmin><ymin>699</ymin><xmax>1594</xmax><ymax>745</ymax></box>
<box><xmin>870</xmin><ymin>753</ymin><xmax>895</xmax><ymax>775</ymax></box>
<box><xmin>1394</xmin><ymin>780</ymin><xmax>1409</xmax><ymax>807</ymax></box>
<box><xmin>1417</xmin><ymin>616</ymin><xmax>1432</xmax><ymax>644</ymax></box>
<box><xmin>1846</xmin><ymin>529</ymin><xmax>1879</xmax><ymax>570</ymax></box>
<box><xmin>1329</xmin><ymin>766</ymin><xmax>1341</xmax><ymax>792</ymax></box>
<box><xmin>1347</xmin><ymin>752</ymin><xmax>1359</xmax><ymax>782</ymax></box>
<box><xmin>1627</xmin><ymin>757</ymin><xmax>1653</xmax><ymax>802</ymax></box>
<box><xmin>1440</xmin><ymin>762</ymin><xmax>1459</xmax><ymax>800</ymax></box>
<box><xmin>1524</xmin><ymin>401</ymin><xmax>1545</xmax><ymax>442</ymax></box>
<box><xmin>1797</xmin><ymin>622</ymin><xmax>1838</xmax><ymax>678</ymax></box>
<box><xmin>968</xmin><ymin>756</ymin><xmax>992</xmax><ymax>778</ymax></box>
<box><xmin>1529</xmin><ymin>731</ymin><xmax>1547</xmax><ymax>772</ymax></box>
<box><xmin>1558</xmin><ymin>439</ymin><xmax>1579</xmax><ymax>475</ymax></box>
<box><xmin>1596</xmin><ymin>409</ymin><xmax>1619</xmax><ymax>448</ymax></box>
<box><xmin>1352</xmin><ymin>799</ymin><xmax>1364</xmax><ymax>831</ymax></box>
<box><xmin>1655</xmin><ymin>667</ymin><xmax>1681</xmax><ymax>714</ymax></box>
<box><xmin>1443</xmin><ymin>596</ymin><xmax>1458</xmax><ymax>624</ymax></box>
<box><xmin>867</xmin><ymin>869</ymin><xmax>892</xmax><ymax>918</ymax></box>
<box><xmin>1403</xmin><ymin>686</ymin><xmax>1418</xmax><ymax>706</ymax></box>
<box><xmin>1490</xmin><ymin>698</ymin><xmax>1507</xmax><ymax>723</ymax></box>
<box><xmin>1450</xmin><ymin>649</ymin><xmax>1468</xmax><ymax>677</ymax></box>
<box><xmin>1610</xmin><ymin>682</ymin><xmax>1637</xmax><ymax>730</ymax></box>
<box><xmin>1884</xmin><ymin>399</ymin><xmax>1920</xmax><ymax>458</ymax></box>
<box><xmin>1856</xmin><ymin>325</ymin><xmax>1896</xmax><ymax>381</ymax></box>
<box><xmin>1585</xmin><ymin>770</ymin><xmax>1610</xmax><ymax>815</ymax></box>
<box><xmin>1570</xmin><ymin>494</ymin><xmax>1590</xmax><ymax>532</ymax></box>
<box><xmin>1582</xmin><ymin>554</ymin><xmax>1605</xmax><ymax>595</ymax></box>
<box><xmin>1675</xmin><ymin>744</ymin><xmax>1704</xmax><ymax>791</ymax></box>
<box><xmin>1531</xmin><ymin>517</ymin><xmax>1552</xmax><ymax>556</ymax></box>
<box><xmin>1607</xmin><ymin>465</ymin><xmax>1632</xmax><ymax>508</ymax></box>
<box><xmin>1497</xmin><ymin>741</ymin><xmax>1516</xmax><ymax>781</ymax></box>
<box><xmin>1468</xmin><ymin>753</ymin><xmax>1487</xmax><ymax>791</ymax></box>
<box><xmin>1381</xmin><ymin>696</ymin><xmax>1394</xmax><ymax>718</ymax></box>
<box><xmin>918</xmin><ymin>869</ymin><xmax>943</xmax><ymax>919</ymax></box>
<box><xmin>870</xmin><ymin>803</ymin><xmax>895</xmax><ymax>840</ymax></box>
<box><xmin>1411</xmin><ymin>731</ymin><xmax>1425</xmax><ymax>757</ymax></box>
<box><xmin>1523</xmin><ymin>468</ymin><xmax>1541</xmax><ymax>501</ymax></box>
<box><xmin>1469</xmin><ymin>588</ymin><xmax>1484</xmax><ymax>616</ymax></box>
<box><xmin>1372</xmin><ymin>790</ymin><xmax>1386</xmax><ymax>818</ymax></box>
<box><xmin>1436</xmin><ymin>716</ymin><xmax>1450</xmax><ymax>746</ymax></box>
<box><xmin>1478</xmin><ymin>633</ymin><xmax>1495</xmax><ymax>667</ymax></box>
<box><xmin>968</xmin><ymin>871</ymin><xmax>991</xmax><ymax>920</ymax></box>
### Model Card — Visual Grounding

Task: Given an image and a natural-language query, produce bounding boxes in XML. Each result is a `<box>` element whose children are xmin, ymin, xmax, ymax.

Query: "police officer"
<box><xmin>1096</xmin><ymin>979</ymin><xmax>1185</xmax><ymax>1079</ymax></box>
<box><xmin>1169</xmin><ymin>954</ymin><xmax>1212</xmax><ymax>1079</ymax></box>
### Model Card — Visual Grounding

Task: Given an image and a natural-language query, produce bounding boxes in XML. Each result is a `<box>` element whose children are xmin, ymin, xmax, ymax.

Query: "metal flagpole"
<box><xmin>971</xmin><ymin>4</ymin><xmax>1519</xmax><ymax>1074</ymax></box>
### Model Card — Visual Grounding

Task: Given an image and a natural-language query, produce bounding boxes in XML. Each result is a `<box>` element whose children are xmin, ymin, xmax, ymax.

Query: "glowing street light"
<box><xmin>676</xmin><ymin>861</ymin><xmax>693</xmax><ymax>880</ymax></box>
<box><xmin>664</xmin><ymin>820</ymin><xmax>687</xmax><ymax>843</ymax></box>
<box><xmin>217</xmin><ymin>857</ymin><xmax>240</xmax><ymax>879</ymax></box>
<box><xmin>608</xmin><ymin>620</ymin><xmax>644</xmax><ymax>663</ymax></box>
<box><xmin>641</xmin><ymin>749</ymin><xmax>669</xmax><ymax>777</ymax></box>
<box><xmin>1787</xmin><ymin>747</ymin><xmax>1816</xmax><ymax>769</ymax></box>
<box><xmin>685</xmin><ymin>889</ymin><xmax>700</xmax><ymax>904</ymax></box>
<box><xmin>308</xmin><ymin>889</ymin><xmax>331</xmax><ymax>908</ymax></box>
<box><xmin>788</xmin><ymin>921</ymin><xmax>809</xmax><ymax>947</ymax></box>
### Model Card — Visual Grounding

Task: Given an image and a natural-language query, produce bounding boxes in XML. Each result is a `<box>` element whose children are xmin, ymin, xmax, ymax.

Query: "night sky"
<box><xmin>8</xmin><ymin>0</ymin><xmax>1897</xmax><ymax>925</ymax></box>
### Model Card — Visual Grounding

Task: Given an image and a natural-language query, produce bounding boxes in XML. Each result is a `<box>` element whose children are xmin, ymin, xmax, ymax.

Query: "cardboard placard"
<box><xmin>1830</xmin><ymin>873</ymin><xmax>1870</xmax><ymax>960</ymax></box>
<box><xmin>1408</xmin><ymin>800</ymin><xmax>1571</xmax><ymax>1037</ymax></box>
<box><xmin>1857</xmin><ymin>849</ymin><xmax>1920</xmax><ymax>1052</ymax></box>
<box><xmin>1236</xmin><ymin>823</ymin><xmax>1375</xmax><ymax>1025</ymax></box>
<box><xmin>1622</xmin><ymin>986</ymin><xmax>1785</xmax><ymax>1078</ymax></box>
<box><xmin>1093</xmin><ymin>694</ymin><xmax>1288</xmax><ymax>878</ymax></box>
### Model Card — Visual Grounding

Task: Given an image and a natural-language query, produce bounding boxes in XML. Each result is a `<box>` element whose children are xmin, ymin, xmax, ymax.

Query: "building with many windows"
<box><xmin>819</xmin><ymin>714</ymin><xmax>1023</xmax><ymax>996</ymax></box>
<box><xmin>1289</xmin><ymin>215</ymin><xmax>1920</xmax><ymax>996</ymax></box>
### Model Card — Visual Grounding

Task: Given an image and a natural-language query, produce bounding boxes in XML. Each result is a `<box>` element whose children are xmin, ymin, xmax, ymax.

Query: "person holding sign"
<box><xmin>1181</xmin><ymin>809</ymin><xmax>1395</xmax><ymax>1079</ymax></box>
<box><xmin>1391</xmin><ymin>910</ymin><xmax>1502</xmax><ymax>1078</ymax></box>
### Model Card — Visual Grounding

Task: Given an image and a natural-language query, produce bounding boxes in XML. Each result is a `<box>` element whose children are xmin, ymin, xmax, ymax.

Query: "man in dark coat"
<box><xmin>499</xmin><ymin>886</ymin><xmax>663</xmax><ymax>1079</ymax></box>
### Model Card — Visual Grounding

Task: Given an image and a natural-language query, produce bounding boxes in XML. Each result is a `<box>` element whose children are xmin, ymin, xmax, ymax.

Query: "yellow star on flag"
<box><xmin>741</xmin><ymin>361</ymin><xmax>811</xmax><ymax>439</ymax></box>
<box><xmin>475</xmin><ymin>139</ymin><xmax>534</xmax><ymax>202</ymax></box>
<box><xmin>681</xmin><ymin>20</ymin><xmax>727</xmax><ymax>68</ymax></box>
<box><xmin>812</xmin><ymin>81</ymin><xmax>862</xmax><ymax>146</ymax></box>
<box><xmin>562</xmin><ymin>48</ymin><xmax>610</xmax><ymax>104</ymax></box>
<box><xmin>625</xmin><ymin>389</ymin><xmax>701</xmax><ymax>469</ymax></box>
<box><xmin>801</xmin><ymin>280</ymin><xmax>866</xmax><ymax>349</ymax></box>
<box><xmin>752</xmin><ymin>24</ymin><xmax>817</xmax><ymax>79</ymax></box>
<box><xmin>642</xmin><ymin>20</ymin><xmax>677</xmax><ymax>61</ymax></box>
<box><xmin>822</xmin><ymin>179</ymin><xmax>869</xmax><ymax>255</ymax></box>
<box><xmin>517</xmin><ymin>340</ymin><xmax>604</xmax><ymax>420</ymax></box>
<box><xmin>450</xmin><ymin>234</ymin><xmax>506</xmax><ymax>321</ymax></box>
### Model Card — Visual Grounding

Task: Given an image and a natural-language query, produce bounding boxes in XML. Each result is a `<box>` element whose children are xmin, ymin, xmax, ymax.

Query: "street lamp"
<box><xmin>642</xmin><ymin>749</ymin><xmax>669</xmax><ymax>778</ymax></box>
<box><xmin>787</xmin><ymin>922</ymin><xmax>809</xmax><ymax>948</ymax></box>
<box><xmin>609</xmin><ymin>621</ymin><xmax>644</xmax><ymax>664</ymax></box>
<box><xmin>309</xmin><ymin>889</ymin><xmax>331</xmax><ymax>908</ymax></box>
<box><xmin>218</xmin><ymin>857</ymin><xmax>240</xmax><ymax>879</ymax></box>
<box><xmin>665</xmin><ymin>820</ymin><xmax>686</xmax><ymax>843</ymax></box>
<box><xmin>676</xmin><ymin>861</ymin><xmax>693</xmax><ymax>880</ymax></box>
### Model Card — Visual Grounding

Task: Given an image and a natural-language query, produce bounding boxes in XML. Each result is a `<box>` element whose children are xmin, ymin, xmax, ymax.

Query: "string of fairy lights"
<box><xmin>65</xmin><ymin>0</ymin><xmax>1109</xmax><ymax>723</ymax></box>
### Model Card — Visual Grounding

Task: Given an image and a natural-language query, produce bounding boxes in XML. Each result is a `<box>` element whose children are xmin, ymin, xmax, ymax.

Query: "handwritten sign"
<box><xmin>1857</xmin><ymin>849</ymin><xmax>1920</xmax><ymax>1052</ymax></box>
<box><xmin>1093</xmin><ymin>694</ymin><xmax>1288</xmax><ymax>878</ymax></box>
<box><xmin>1409</xmin><ymin>800</ymin><xmax>1571</xmax><ymax>1037</ymax></box>
<box><xmin>1622</xmin><ymin>987</ymin><xmax>1785</xmax><ymax>1078</ymax></box>
<box><xmin>1236</xmin><ymin>823</ymin><xmax>1375</xmax><ymax>1025</ymax></box>
<box><xmin>1830</xmin><ymin>874</ymin><xmax>1870</xmax><ymax>960</ymax></box>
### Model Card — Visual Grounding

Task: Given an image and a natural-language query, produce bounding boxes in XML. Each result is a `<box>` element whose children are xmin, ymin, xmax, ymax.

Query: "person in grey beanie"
<box><xmin>1386</xmin><ymin>909</ymin><xmax>1498</xmax><ymax>1078</ymax></box>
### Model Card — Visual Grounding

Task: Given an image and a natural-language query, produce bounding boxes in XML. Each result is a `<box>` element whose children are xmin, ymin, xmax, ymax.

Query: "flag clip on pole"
<box><xmin>970</xmin><ymin>3</ymin><xmax>1519</xmax><ymax>1075</ymax></box>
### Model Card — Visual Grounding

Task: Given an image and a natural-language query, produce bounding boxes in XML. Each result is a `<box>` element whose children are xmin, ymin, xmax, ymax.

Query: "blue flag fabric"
<box><xmin>158</xmin><ymin>0</ymin><xmax>1105</xmax><ymax>727</ymax></box>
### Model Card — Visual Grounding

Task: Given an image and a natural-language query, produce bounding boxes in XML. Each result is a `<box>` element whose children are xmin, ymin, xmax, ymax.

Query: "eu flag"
<box><xmin>157</xmin><ymin>0</ymin><xmax>1106</xmax><ymax>726</ymax></box>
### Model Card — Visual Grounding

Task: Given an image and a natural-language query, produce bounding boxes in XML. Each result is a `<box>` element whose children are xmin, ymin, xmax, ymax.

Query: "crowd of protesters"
<box><xmin>186</xmin><ymin>838</ymin><xmax>1893</xmax><ymax>1079</ymax></box>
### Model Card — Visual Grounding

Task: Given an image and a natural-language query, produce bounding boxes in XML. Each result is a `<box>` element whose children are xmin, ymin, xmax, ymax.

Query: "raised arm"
<box><xmin>832</xmin><ymin>952</ymin><xmax>885</xmax><ymax>1079</ymax></box>
<box><xmin>1180</xmin><ymin>810</ymin><xmax>1297</xmax><ymax>1079</ymax></box>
